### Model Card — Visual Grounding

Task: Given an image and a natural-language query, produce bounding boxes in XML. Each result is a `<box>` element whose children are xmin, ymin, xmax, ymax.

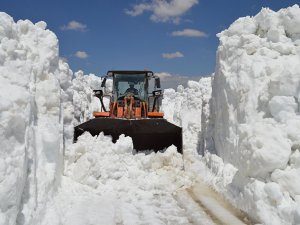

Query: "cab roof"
<box><xmin>107</xmin><ymin>70</ymin><xmax>153</xmax><ymax>76</ymax></box>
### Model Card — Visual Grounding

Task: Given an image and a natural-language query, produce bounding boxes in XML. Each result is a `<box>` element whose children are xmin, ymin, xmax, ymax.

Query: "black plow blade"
<box><xmin>74</xmin><ymin>118</ymin><xmax>182</xmax><ymax>153</ymax></box>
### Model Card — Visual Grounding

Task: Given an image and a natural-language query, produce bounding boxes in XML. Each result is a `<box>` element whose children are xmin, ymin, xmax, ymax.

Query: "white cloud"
<box><xmin>162</xmin><ymin>51</ymin><xmax>184</xmax><ymax>59</ymax></box>
<box><xmin>61</xmin><ymin>21</ymin><xmax>87</xmax><ymax>32</ymax></box>
<box><xmin>125</xmin><ymin>4</ymin><xmax>152</xmax><ymax>16</ymax></box>
<box><xmin>156</xmin><ymin>72</ymin><xmax>172</xmax><ymax>80</ymax></box>
<box><xmin>75</xmin><ymin>51</ymin><xmax>88</xmax><ymax>59</ymax></box>
<box><xmin>126</xmin><ymin>0</ymin><xmax>198</xmax><ymax>23</ymax></box>
<box><xmin>171</xmin><ymin>28</ymin><xmax>208</xmax><ymax>37</ymax></box>
<box><xmin>155</xmin><ymin>72</ymin><xmax>202</xmax><ymax>89</ymax></box>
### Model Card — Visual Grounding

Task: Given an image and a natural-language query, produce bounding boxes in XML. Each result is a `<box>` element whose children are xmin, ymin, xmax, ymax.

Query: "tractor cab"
<box><xmin>102</xmin><ymin>70</ymin><xmax>162</xmax><ymax>119</ymax></box>
<box><xmin>112</xmin><ymin>72</ymin><xmax>148</xmax><ymax>101</ymax></box>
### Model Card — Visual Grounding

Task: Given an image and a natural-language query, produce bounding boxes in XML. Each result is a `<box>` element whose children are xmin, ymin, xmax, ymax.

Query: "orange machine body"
<box><xmin>94</xmin><ymin>96</ymin><xmax>164</xmax><ymax>119</ymax></box>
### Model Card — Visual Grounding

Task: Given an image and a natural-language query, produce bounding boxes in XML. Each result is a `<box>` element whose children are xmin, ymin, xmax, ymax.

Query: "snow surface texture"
<box><xmin>209</xmin><ymin>5</ymin><xmax>300</xmax><ymax>225</ymax></box>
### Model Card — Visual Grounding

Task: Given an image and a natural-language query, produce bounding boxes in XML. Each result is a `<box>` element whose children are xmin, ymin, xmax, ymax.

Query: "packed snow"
<box><xmin>1</xmin><ymin>4</ymin><xmax>300</xmax><ymax>225</ymax></box>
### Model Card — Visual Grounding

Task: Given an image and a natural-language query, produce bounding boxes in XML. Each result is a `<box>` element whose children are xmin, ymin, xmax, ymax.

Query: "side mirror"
<box><xmin>93</xmin><ymin>90</ymin><xmax>103</xmax><ymax>98</ymax></box>
<box><xmin>101</xmin><ymin>77</ymin><xmax>107</xmax><ymax>87</ymax></box>
<box><xmin>93</xmin><ymin>90</ymin><xmax>108</xmax><ymax>112</ymax></box>
<box><xmin>155</xmin><ymin>77</ymin><xmax>161</xmax><ymax>89</ymax></box>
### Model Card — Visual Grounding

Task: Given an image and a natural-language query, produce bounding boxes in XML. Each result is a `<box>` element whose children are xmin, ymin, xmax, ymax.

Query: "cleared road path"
<box><xmin>181</xmin><ymin>181</ymin><xmax>252</xmax><ymax>225</ymax></box>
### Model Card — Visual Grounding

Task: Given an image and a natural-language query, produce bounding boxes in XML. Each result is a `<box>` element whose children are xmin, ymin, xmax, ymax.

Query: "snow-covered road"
<box><xmin>39</xmin><ymin>133</ymin><xmax>251</xmax><ymax>225</ymax></box>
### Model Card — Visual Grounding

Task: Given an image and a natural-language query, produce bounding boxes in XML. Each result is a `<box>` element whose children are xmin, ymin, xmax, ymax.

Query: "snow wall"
<box><xmin>0</xmin><ymin>13</ymin><xmax>104</xmax><ymax>225</ymax></box>
<box><xmin>161</xmin><ymin>5</ymin><xmax>300</xmax><ymax>225</ymax></box>
<box><xmin>209</xmin><ymin>5</ymin><xmax>300</xmax><ymax>224</ymax></box>
<box><xmin>0</xmin><ymin>13</ymin><xmax>71</xmax><ymax>224</ymax></box>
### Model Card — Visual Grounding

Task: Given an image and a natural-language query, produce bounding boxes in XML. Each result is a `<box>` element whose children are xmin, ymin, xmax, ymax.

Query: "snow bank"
<box><xmin>210</xmin><ymin>5</ymin><xmax>300</xmax><ymax>224</ymax></box>
<box><xmin>0</xmin><ymin>13</ymin><xmax>74</xmax><ymax>225</ymax></box>
<box><xmin>161</xmin><ymin>5</ymin><xmax>300</xmax><ymax>225</ymax></box>
<box><xmin>162</xmin><ymin>77</ymin><xmax>212</xmax><ymax>156</ymax></box>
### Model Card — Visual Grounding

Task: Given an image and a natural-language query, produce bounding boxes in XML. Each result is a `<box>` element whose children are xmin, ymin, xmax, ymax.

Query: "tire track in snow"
<box><xmin>175</xmin><ymin>189</ymin><xmax>217</xmax><ymax>225</ymax></box>
<box><xmin>188</xmin><ymin>181</ymin><xmax>253</xmax><ymax>225</ymax></box>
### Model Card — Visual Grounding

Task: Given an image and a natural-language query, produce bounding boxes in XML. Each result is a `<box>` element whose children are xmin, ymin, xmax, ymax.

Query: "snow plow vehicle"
<box><xmin>74</xmin><ymin>70</ymin><xmax>182</xmax><ymax>153</ymax></box>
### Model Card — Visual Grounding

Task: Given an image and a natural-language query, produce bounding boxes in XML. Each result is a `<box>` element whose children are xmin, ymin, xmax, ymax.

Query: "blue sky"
<box><xmin>1</xmin><ymin>0</ymin><xmax>300</xmax><ymax>86</ymax></box>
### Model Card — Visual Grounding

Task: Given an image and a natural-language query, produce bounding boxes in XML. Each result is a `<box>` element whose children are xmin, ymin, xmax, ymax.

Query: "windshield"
<box><xmin>114</xmin><ymin>73</ymin><xmax>147</xmax><ymax>101</ymax></box>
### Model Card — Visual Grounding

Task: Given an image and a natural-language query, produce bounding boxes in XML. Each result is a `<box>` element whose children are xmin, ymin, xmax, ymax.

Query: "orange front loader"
<box><xmin>74</xmin><ymin>70</ymin><xmax>182</xmax><ymax>153</ymax></box>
